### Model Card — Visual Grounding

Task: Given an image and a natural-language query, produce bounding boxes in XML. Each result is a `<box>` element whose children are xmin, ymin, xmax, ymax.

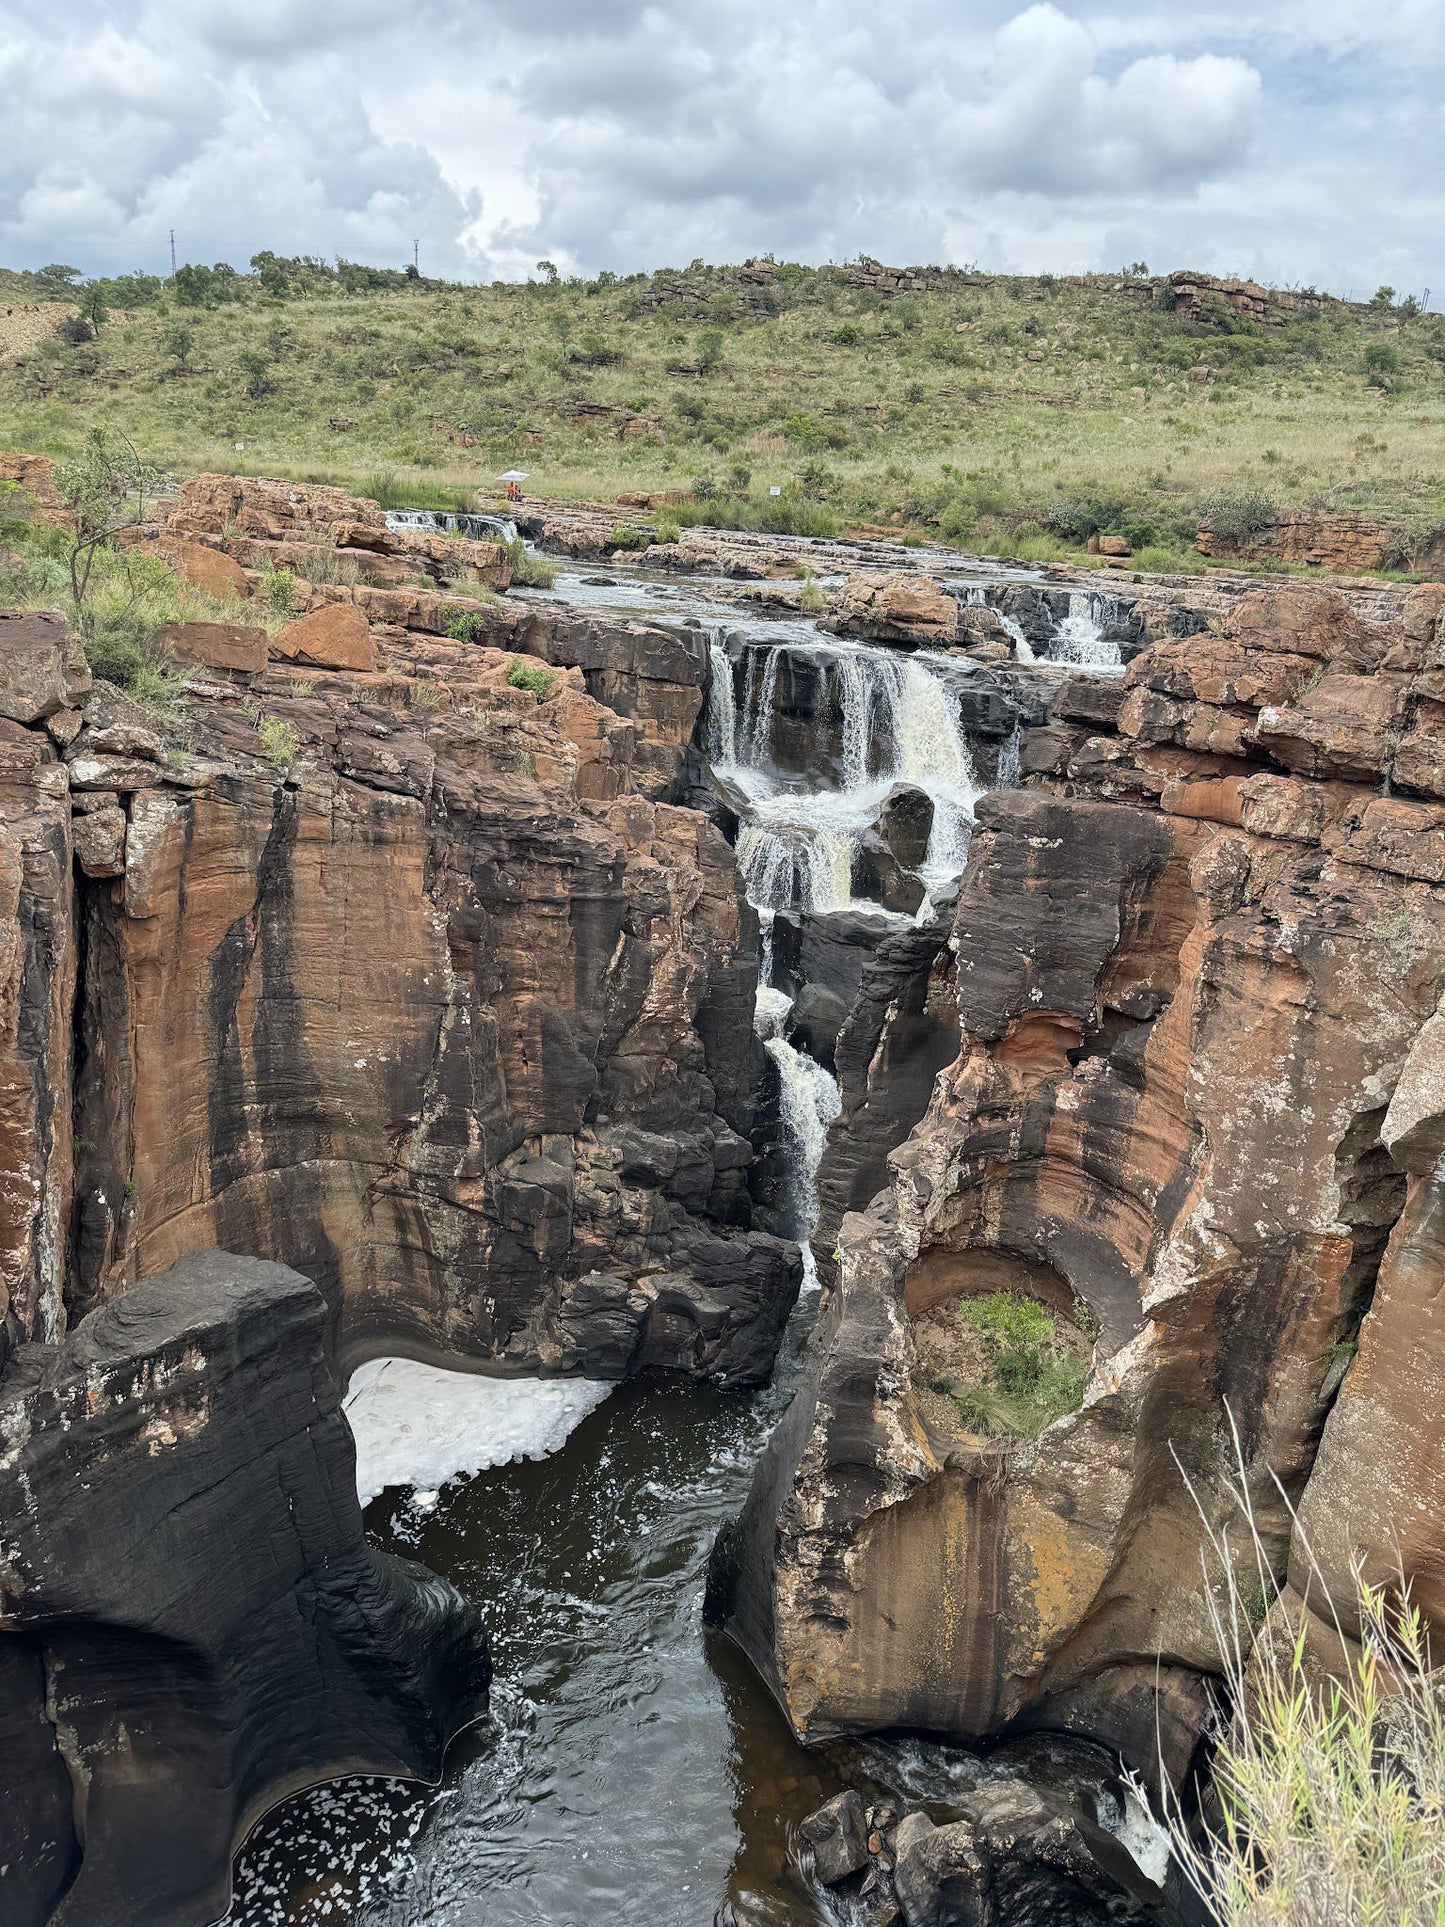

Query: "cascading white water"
<box><xmin>385</xmin><ymin>507</ymin><xmax>520</xmax><ymax>544</ymax></box>
<box><xmin>754</xmin><ymin>982</ymin><xmax>840</xmax><ymax>1291</ymax></box>
<box><xmin>707</xmin><ymin>621</ymin><xmax>987</xmax><ymax>1286</ymax></box>
<box><xmin>1052</xmin><ymin>591</ymin><xmax>1124</xmax><ymax>672</ymax></box>
<box><xmin>710</xmin><ymin>637</ymin><xmax>981</xmax><ymax>919</ymax></box>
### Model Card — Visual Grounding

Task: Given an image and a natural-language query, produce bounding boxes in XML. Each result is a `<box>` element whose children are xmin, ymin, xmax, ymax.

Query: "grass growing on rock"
<box><xmin>506</xmin><ymin>657</ymin><xmax>558</xmax><ymax>702</ymax></box>
<box><xmin>4</xmin><ymin>258</ymin><xmax>1444</xmax><ymax>569</ymax></box>
<box><xmin>916</xmin><ymin>1289</ymin><xmax>1092</xmax><ymax>1441</ymax></box>
<box><xmin>0</xmin><ymin>483</ymin><xmax>276</xmax><ymax>712</ymax></box>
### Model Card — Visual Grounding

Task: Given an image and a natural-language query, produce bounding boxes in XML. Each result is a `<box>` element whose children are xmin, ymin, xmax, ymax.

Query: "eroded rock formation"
<box><xmin>0</xmin><ymin>594</ymin><xmax>795</xmax><ymax>1389</ymax></box>
<box><xmin>0</xmin><ymin>1249</ymin><xmax>489</xmax><ymax>1927</ymax></box>
<box><xmin>712</xmin><ymin>582</ymin><xmax>1445</xmax><ymax>1784</ymax></box>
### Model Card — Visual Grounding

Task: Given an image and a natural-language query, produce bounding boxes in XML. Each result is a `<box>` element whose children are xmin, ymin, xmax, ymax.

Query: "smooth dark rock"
<box><xmin>0</xmin><ymin>1251</ymin><xmax>490</xmax><ymax>1927</ymax></box>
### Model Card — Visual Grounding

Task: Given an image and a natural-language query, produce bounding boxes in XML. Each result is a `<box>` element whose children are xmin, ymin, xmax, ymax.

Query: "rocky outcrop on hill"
<box><xmin>0</xmin><ymin>1250</ymin><xmax>490</xmax><ymax>1927</ymax></box>
<box><xmin>0</xmin><ymin>604</ymin><xmax>797</xmax><ymax>1388</ymax></box>
<box><xmin>711</xmin><ymin>582</ymin><xmax>1445</xmax><ymax>1783</ymax></box>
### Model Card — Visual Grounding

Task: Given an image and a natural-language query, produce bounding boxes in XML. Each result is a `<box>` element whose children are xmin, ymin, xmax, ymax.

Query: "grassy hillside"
<box><xmin>3</xmin><ymin>257</ymin><xmax>1444</xmax><ymax>569</ymax></box>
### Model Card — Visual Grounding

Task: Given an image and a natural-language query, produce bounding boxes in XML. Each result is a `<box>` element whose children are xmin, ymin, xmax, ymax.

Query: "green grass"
<box><xmin>0</xmin><ymin>488</ymin><xmax>276</xmax><ymax>712</ymax></box>
<box><xmin>4</xmin><ymin>259</ymin><xmax>1444</xmax><ymax>568</ymax></box>
<box><xmin>1167</xmin><ymin>1437</ymin><xmax>1445</xmax><ymax>1925</ymax></box>
<box><xmin>941</xmin><ymin>1290</ymin><xmax>1091</xmax><ymax>1440</ymax></box>
<box><xmin>506</xmin><ymin>657</ymin><xmax>558</xmax><ymax>701</ymax></box>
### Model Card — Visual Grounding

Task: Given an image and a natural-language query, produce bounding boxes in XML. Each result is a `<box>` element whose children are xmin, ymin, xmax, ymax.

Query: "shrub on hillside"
<box><xmin>1198</xmin><ymin>489</ymin><xmax>1279</xmax><ymax>542</ymax></box>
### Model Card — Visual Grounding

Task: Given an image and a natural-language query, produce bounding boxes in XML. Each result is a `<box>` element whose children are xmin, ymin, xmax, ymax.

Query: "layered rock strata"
<box><xmin>712</xmin><ymin>583</ymin><xmax>1445</xmax><ymax>1783</ymax></box>
<box><xmin>0</xmin><ymin>1250</ymin><xmax>490</xmax><ymax>1927</ymax></box>
<box><xmin>0</xmin><ymin>605</ymin><xmax>797</xmax><ymax>1387</ymax></box>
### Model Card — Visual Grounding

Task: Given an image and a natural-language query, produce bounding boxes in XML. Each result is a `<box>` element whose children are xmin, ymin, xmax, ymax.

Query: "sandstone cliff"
<box><xmin>712</xmin><ymin>582</ymin><xmax>1445</xmax><ymax>1784</ymax></box>
<box><xmin>0</xmin><ymin>595</ymin><xmax>796</xmax><ymax>1385</ymax></box>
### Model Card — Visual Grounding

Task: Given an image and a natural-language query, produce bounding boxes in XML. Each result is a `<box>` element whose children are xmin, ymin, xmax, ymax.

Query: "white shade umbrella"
<box><xmin>497</xmin><ymin>469</ymin><xmax>530</xmax><ymax>483</ymax></box>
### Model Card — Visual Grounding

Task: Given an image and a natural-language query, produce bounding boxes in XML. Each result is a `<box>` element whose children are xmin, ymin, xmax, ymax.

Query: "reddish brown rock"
<box><xmin>272</xmin><ymin>603</ymin><xmax>378</xmax><ymax>672</ymax></box>
<box><xmin>153</xmin><ymin>536</ymin><xmax>251</xmax><ymax>602</ymax></box>
<box><xmin>0</xmin><ymin>610</ymin><xmax>92</xmax><ymax>724</ymax></box>
<box><xmin>714</xmin><ymin>575</ymin><xmax>1445</xmax><ymax>1792</ymax></box>
<box><xmin>163</xmin><ymin>621</ymin><xmax>267</xmax><ymax>677</ymax></box>
<box><xmin>834</xmin><ymin>572</ymin><xmax>958</xmax><ymax>643</ymax></box>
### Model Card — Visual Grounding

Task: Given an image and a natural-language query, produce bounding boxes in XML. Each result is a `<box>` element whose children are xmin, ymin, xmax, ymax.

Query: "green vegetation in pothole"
<box><xmin>915</xmin><ymin>1289</ymin><xmax>1092</xmax><ymax>1441</ymax></box>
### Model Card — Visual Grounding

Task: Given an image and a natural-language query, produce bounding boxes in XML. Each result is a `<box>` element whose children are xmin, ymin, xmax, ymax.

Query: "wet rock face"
<box><xmin>715</xmin><ymin>582</ymin><xmax>1445</xmax><ymax>1780</ymax></box>
<box><xmin>0</xmin><ymin>1250</ymin><xmax>490</xmax><ymax>1927</ymax></box>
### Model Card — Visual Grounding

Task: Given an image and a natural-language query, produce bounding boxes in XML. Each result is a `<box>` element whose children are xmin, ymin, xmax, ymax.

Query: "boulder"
<box><xmin>71</xmin><ymin>804</ymin><xmax>127</xmax><ymax>877</ymax></box>
<box><xmin>835</xmin><ymin>573</ymin><xmax>958</xmax><ymax>643</ymax></box>
<box><xmin>272</xmin><ymin>602</ymin><xmax>379</xmax><ymax>672</ymax></box>
<box><xmin>0</xmin><ymin>611</ymin><xmax>92</xmax><ymax>724</ymax></box>
<box><xmin>0</xmin><ymin>1251</ymin><xmax>490</xmax><ymax>1927</ymax></box>
<box><xmin>153</xmin><ymin>536</ymin><xmax>251</xmax><ymax>601</ymax></box>
<box><xmin>163</xmin><ymin>620</ymin><xmax>267</xmax><ymax>677</ymax></box>
<box><xmin>798</xmin><ymin>1789</ymin><xmax>870</xmax><ymax>1886</ymax></box>
<box><xmin>874</xmin><ymin>783</ymin><xmax>934</xmax><ymax>869</ymax></box>
<box><xmin>893</xmin><ymin>1815</ymin><xmax>989</xmax><ymax>1927</ymax></box>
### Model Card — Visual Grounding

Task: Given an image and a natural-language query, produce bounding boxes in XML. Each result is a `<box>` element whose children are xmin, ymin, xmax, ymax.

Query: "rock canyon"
<box><xmin>3</xmin><ymin>468</ymin><xmax>1444</xmax><ymax>1925</ymax></box>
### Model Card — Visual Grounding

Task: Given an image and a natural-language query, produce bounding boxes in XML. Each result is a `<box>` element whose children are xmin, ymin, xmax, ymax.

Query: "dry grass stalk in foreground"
<box><xmin>1165</xmin><ymin>1440</ymin><xmax>1445</xmax><ymax>1925</ymax></box>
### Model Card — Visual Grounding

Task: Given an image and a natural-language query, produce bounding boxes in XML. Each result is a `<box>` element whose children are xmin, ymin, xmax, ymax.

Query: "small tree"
<box><xmin>1372</xmin><ymin>285</ymin><xmax>1397</xmax><ymax>309</ymax></box>
<box><xmin>79</xmin><ymin>285</ymin><xmax>109</xmax><ymax>335</ymax></box>
<box><xmin>696</xmin><ymin>327</ymin><xmax>725</xmax><ymax>371</ymax></box>
<box><xmin>161</xmin><ymin>321</ymin><xmax>194</xmax><ymax>368</ymax></box>
<box><xmin>536</xmin><ymin>259</ymin><xmax>560</xmax><ymax>286</ymax></box>
<box><xmin>54</xmin><ymin>429</ymin><xmax>161</xmax><ymax>625</ymax></box>
<box><xmin>237</xmin><ymin>349</ymin><xmax>274</xmax><ymax>399</ymax></box>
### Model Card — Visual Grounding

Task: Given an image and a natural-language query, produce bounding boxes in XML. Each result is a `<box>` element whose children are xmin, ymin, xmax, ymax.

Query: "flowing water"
<box><xmin>225</xmin><ymin>543</ymin><xmax>1159</xmax><ymax>1927</ymax></box>
<box><xmin>386</xmin><ymin>508</ymin><xmax>521</xmax><ymax>544</ymax></box>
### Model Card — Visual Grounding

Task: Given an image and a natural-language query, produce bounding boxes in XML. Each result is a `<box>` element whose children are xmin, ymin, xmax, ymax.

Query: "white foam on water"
<box><xmin>344</xmin><ymin>1358</ymin><xmax>613</xmax><ymax>1508</ymax></box>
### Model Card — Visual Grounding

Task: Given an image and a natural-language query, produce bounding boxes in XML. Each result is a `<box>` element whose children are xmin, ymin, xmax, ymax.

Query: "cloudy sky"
<box><xmin>1</xmin><ymin>0</ymin><xmax>1440</xmax><ymax>294</ymax></box>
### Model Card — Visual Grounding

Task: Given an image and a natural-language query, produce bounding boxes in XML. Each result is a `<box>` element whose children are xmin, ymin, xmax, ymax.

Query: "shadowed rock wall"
<box><xmin>0</xmin><ymin>1250</ymin><xmax>490</xmax><ymax>1927</ymax></box>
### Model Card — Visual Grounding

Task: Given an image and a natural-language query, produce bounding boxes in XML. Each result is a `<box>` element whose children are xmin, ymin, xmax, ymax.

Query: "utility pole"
<box><xmin>413</xmin><ymin>239</ymin><xmax>420</xmax><ymax>274</ymax></box>
<box><xmin>169</xmin><ymin>229</ymin><xmax>177</xmax><ymax>278</ymax></box>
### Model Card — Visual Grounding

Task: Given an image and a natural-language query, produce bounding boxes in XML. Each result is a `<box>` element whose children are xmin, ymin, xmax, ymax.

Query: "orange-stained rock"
<box><xmin>714</xmin><ymin>573</ymin><xmax>1445</xmax><ymax>1789</ymax></box>
<box><xmin>834</xmin><ymin>572</ymin><xmax>958</xmax><ymax>642</ymax></box>
<box><xmin>1255</xmin><ymin>671</ymin><xmax>1411</xmax><ymax>780</ymax></box>
<box><xmin>271</xmin><ymin>603</ymin><xmax>378</xmax><ymax>672</ymax></box>
<box><xmin>164</xmin><ymin>621</ymin><xmax>266</xmax><ymax>676</ymax></box>
<box><xmin>152</xmin><ymin>536</ymin><xmax>251</xmax><ymax>602</ymax></box>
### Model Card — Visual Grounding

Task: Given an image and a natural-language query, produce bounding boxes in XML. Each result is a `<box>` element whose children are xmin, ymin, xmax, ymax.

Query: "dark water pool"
<box><xmin>226</xmin><ymin>1311</ymin><xmax>1158</xmax><ymax>1926</ymax></box>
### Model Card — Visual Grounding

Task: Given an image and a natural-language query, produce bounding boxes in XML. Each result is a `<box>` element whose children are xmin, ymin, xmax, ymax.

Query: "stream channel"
<box><xmin>225</xmin><ymin>545</ymin><xmax>1153</xmax><ymax>1926</ymax></box>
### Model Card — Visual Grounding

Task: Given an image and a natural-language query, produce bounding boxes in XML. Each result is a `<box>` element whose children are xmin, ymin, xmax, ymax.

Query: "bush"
<box><xmin>506</xmin><ymin>657</ymin><xmax>558</xmax><ymax>702</ymax></box>
<box><xmin>1043</xmin><ymin>494</ymin><xmax>1129</xmax><ymax>545</ymax></box>
<box><xmin>1199</xmin><ymin>489</ymin><xmax>1279</xmax><ymax>541</ymax></box>
<box><xmin>260</xmin><ymin>566</ymin><xmax>298</xmax><ymax>615</ymax></box>
<box><xmin>608</xmin><ymin>525</ymin><xmax>654</xmax><ymax>552</ymax></box>
<box><xmin>502</xmin><ymin>536</ymin><xmax>557</xmax><ymax>588</ymax></box>
<box><xmin>258</xmin><ymin>715</ymin><xmax>299</xmax><ymax>769</ymax></box>
<box><xmin>82</xmin><ymin>608</ymin><xmax>183</xmax><ymax>712</ymax></box>
<box><xmin>446</xmin><ymin>609</ymin><xmax>493</xmax><ymax>644</ymax></box>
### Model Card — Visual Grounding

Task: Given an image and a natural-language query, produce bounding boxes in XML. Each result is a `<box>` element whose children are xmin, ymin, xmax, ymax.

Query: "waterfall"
<box><xmin>754</xmin><ymin>984</ymin><xmax>840</xmax><ymax>1291</ymax></box>
<box><xmin>1052</xmin><ymin>591</ymin><xmax>1123</xmax><ymax>671</ymax></box>
<box><xmin>385</xmin><ymin>507</ymin><xmax>520</xmax><ymax>544</ymax></box>
<box><xmin>704</xmin><ymin>638</ymin><xmax>981</xmax><ymax>918</ymax></box>
<box><xmin>996</xmin><ymin>721</ymin><xmax>1022</xmax><ymax>790</ymax></box>
<box><xmin>706</xmin><ymin>636</ymin><xmax>739</xmax><ymax>767</ymax></box>
<box><xmin>699</xmin><ymin>623</ymin><xmax>994</xmax><ymax>1285</ymax></box>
